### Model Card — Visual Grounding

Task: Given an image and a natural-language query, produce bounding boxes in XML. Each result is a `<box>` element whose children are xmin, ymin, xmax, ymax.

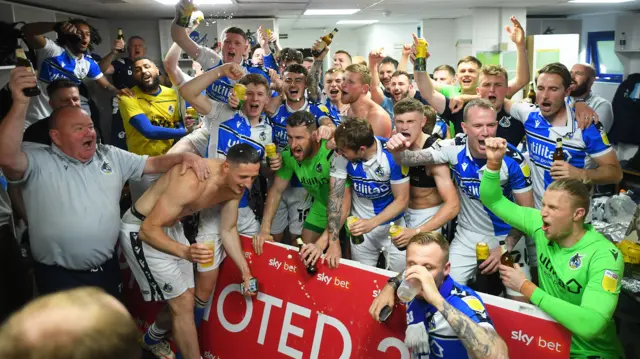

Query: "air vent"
<box><xmin>96</xmin><ymin>0</ymin><xmax>128</xmax><ymax>4</ymax></box>
<box><xmin>279</xmin><ymin>33</ymin><xmax>288</xmax><ymax>39</ymax></box>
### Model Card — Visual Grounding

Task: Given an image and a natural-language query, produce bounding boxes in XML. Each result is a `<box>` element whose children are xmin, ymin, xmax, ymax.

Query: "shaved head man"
<box><xmin>0</xmin><ymin>287</ymin><xmax>140</xmax><ymax>359</ymax></box>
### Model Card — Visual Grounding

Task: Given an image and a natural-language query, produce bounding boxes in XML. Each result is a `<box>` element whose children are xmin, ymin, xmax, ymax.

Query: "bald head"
<box><xmin>570</xmin><ymin>63</ymin><xmax>596</xmax><ymax>98</ymax></box>
<box><xmin>0</xmin><ymin>287</ymin><xmax>141</xmax><ymax>359</ymax></box>
<box><xmin>49</xmin><ymin>106</ymin><xmax>90</xmax><ymax>130</ymax></box>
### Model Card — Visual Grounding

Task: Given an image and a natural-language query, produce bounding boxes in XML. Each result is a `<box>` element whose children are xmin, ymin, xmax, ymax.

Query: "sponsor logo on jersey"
<box><xmin>534</xmin><ymin>120</ymin><xmax>540</xmax><ymax>128</ymax></box>
<box><xmin>101</xmin><ymin>162</ymin><xmax>113</xmax><ymax>175</ymax></box>
<box><xmin>353</xmin><ymin>181</ymin><xmax>391</xmax><ymax>199</ymax></box>
<box><xmin>568</xmin><ymin>252</ymin><xmax>583</xmax><ymax>270</ymax></box>
<box><xmin>601</xmin><ymin>270</ymin><xmax>619</xmax><ymax>293</ymax></box>
<box><xmin>461</xmin><ymin>162</ymin><xmax>468</xmax><ymax>171</ymax></box>
<box><xmin>566</xmin><ymin>278</ymin><xmax>583</xmax><ymax>294</ymax></box>
<box><xmin>610</xmin><ymin>249</ymin><xmax>619</xmax><ymax>261</ymax></box>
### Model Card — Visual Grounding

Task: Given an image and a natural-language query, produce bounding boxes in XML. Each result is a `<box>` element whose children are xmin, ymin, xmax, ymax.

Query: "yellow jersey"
<box><xmin>119</xmin><ymin>85</ymin><xmax>181</xmax><ymax>156</ymax></box>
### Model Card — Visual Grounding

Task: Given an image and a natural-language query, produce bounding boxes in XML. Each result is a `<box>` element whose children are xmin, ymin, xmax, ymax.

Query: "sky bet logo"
<box><xmin>353</xmin><ymin>181</ymin><xmax>390</xmax><ymax>199</ymax></box>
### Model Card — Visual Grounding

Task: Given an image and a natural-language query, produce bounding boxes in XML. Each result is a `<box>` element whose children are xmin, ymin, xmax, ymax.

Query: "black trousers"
<box><xmin>0</xmin><ymin>224</ymin><xmax>33</xmax><ymax>322</ymax></box>
<box><xmin>34</xmin><ymin>253</ymin><xmax>122</xmax><ymax>300</ymax></box>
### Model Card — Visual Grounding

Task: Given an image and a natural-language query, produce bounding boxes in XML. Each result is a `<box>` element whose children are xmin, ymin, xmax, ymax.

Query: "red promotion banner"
<box><xmin>119</xmin><ymin>236</ymin><xmax>572</xmax><ymax>359</ymax></box>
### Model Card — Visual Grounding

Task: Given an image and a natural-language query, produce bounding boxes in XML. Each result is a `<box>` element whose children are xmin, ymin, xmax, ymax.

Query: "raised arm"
<box><xmin>181</xmin><ymin>63</ymin><xmax>243</xmax><ymax>115</ymax></box>
<box><xmin>505</xmin><ymin>16</ymin><xmax>530</xmax><ymax>99</ymax></box>
<box><xmin>171</xmin><ymin>1</ymin><xmax>201</xmax><ymax>60</ymax></box>
<box><xmin>219</xmin><ymin>198</ymin><xmax>254</xmax><ymax>285</ymax></box>
<box><xmin>99</xmin><ymin>37</ymin><xmax>125</xmax><ymax>75</ymax></box>
<box><xmin>480</xmin><ymin>138</ymin><xmax>542</xmax><ymax>237</ymax></box>
<box><xmin>368</xmin><ymin>50</ymin><xmax>386</xmax><ymax>105</ymax></box>
<box><xmin>307</xmin><ymin>41</ymin><xmax>329</xmax><ymax>103</ymax></box>
<box><xmin>163</xmin><ymin>42</ymin><xmax>187</xmax><ymax>87</ymax></box>
<box><xmin>21</xmin><ymin>21</ymin><xmax>57</xmax><ymax>49</ymax></box>
<box><xmin>412</xmin><ymin>36</ymin><xmax>447</xmax><ymax>114</ymax></box>
<box><xmin>0</xmin><ymin>68</ymin><xmax>34</xmax><ymax>180</ymax></box>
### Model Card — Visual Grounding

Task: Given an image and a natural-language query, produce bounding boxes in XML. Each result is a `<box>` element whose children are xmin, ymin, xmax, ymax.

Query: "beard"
<box><xmin>570</xmin><ymin>81</ymin><xmax>589</xmax><ymax>97</ymax></box>
<box><xmin>137</xmin><ymin>76</ymin><xmax>160</xmax><ymax>93</ymax></box>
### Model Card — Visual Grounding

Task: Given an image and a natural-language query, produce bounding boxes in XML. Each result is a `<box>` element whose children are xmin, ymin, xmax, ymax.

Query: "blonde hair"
<box><xmin>0</xmin><ymin>287</ymin><xmax>140</xmax><ymax>359</ymax></box>
<box><xmin>407</xmin><ymin>231</ymin><xmax>450</xmax><ymax>261</ymax></box>
<box><xmin>480</xmin><ymin>64</ymin><xmax>509</xmax><ymax>84</ymax></box>
<box><xmin>547</xmin><ymin>179</ymin><xmax>594</xmax><ymax>217</ymax></box>
<box><xmin>345</xmin><ymin>64</ymin><xmax>371</xmax><ymax>85</ymax></box>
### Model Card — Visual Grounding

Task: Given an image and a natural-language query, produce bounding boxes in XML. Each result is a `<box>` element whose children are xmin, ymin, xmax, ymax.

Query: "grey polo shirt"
<box><xmin>570</xmin><ymin>92</ymin><xmax>614</xmax><ymax>133</ymax></box>
<box><xmin>8</xmin><ymin>144</ymin><xmax>147</xmax><ymax>270</ymax></box>
<box><xmin>0</xmin><ymin>171</ymin><xmax>13</xmax><ymax>237</ymax></box>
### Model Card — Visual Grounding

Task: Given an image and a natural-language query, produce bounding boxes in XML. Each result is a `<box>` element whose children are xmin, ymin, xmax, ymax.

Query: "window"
<box><xmin>586</xmin><ymin>31</ymin><xmax>624</xmax><ymax>83</ymax></box>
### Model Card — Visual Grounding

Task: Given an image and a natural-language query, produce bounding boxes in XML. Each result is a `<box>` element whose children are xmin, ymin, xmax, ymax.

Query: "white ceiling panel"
<box><xmin>6</xmin><ymin>0</ymin><xmax>640</xmax><ymax>26</ymax></box>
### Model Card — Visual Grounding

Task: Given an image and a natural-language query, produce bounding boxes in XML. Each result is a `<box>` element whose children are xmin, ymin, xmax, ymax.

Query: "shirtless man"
<box><xmin>390</xmin><ymin>98</ymin><xmax>460</xmax><ymax>248</ymax></box>
<box><xmin>119</xmin><ymin>143</ymin><xmax>260</xmax><ymax>359</ymax></box>
<box><xmin>341</xmin><ymin>64</ymin><xmax>393</xmax><ymax>138</ymax></box>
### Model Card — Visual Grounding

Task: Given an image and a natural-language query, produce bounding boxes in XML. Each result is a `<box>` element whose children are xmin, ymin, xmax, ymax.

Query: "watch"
<box><xmin>387</xmin><ymin>276</ymin><xmax>401</xmax><ymax>290</ymax></box>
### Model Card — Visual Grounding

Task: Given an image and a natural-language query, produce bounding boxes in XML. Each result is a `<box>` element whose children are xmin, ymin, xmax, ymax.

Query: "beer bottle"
<box><xmin>500</xmin><ymin>241</ymin><xmax>515</xmax><ymax>268</ymax></box>
<box><xmin>233</xmin><ymin>83</ymin><xmax>247</xmax><ymax>110</ymax></box>
<box><xmin>414</xmin><ymin>38</ymin><xmax>428</xmax><ymax>72</ymax></box>
<box><xmin>311</xmin><ymin>28</ymin><xmax>338</xmax><ymax>57</ymax></box>
<box><xmin>116</xmin><ymin>28</ymin><xmax>125</xmax><ymax>53</ymax></box>
<box><xmin>553</xmin><ymin>138</ymin><xmax>565</xmax><ymax>161</ymax></box>
<box><xmin>296</xmin><ymin>238</ymin><xmax>317</xmax><ymax>275</ymax></box>
<box><xmin>15</xmin><ymin>48</ymin><xmax>41</xmax><ymax>97</ymax></box>
<box><xmin>467</xmin><ymin>242</ymin><xmax>504</xmax><ymax>296</ymax></box>
<box><xmin>527</xmin><ymin>82</ymin><xmax>536</xmax><ymax>103</ymax></box>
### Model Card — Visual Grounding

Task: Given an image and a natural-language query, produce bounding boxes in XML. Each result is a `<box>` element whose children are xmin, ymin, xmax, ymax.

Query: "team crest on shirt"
<box><xmin>101</xmin><ymin>162</ymin><xmax>113</xmax><ymax>175</ymax></box>
<box><xmin>428</xmin><ymin>315</ymin><xmax>436</xmax><ymax>331</ymax></box>
<box><xmin>260</xmin><ymin>132</ymin><xmax>267</xmax><ymax>142</ymax></box>
<box><xmin>499</xmin><ymin>116</ymin><xmax>511</xmax><ymax>128</ymax></box>
<box><xmin>316</xmin><ymin>163</ymin><xmax>323</xmax><ymax>173</ymax></box>
<box><xmin>375</xmin><ymin>166</ymin><xmax>384</xmax><ymax>177</ymax></box>
<box><xmin>562</xmin><ymin>132</ymin><xmax>574</xmax><ymax>140</ymax></box>
<box><xmin>568</xmin><ymin>253</ymin><xmax>583</xmax><ymax>270</ymax></box>
<box><xmin>168</xmin><ymin>105</ymin><xmax>175</xmax><ymax>115</ymax></box>
<box><xmin>163</xmin><ymin>283</ymin><xmax>173</xmax><ymax>293</ymax></box>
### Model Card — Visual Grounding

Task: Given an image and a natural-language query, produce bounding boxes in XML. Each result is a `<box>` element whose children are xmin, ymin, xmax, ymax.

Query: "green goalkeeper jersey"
<box><xmin>480</xmin><ymin>168</ymin><xmax>624</xmax><ymax>359</ymax></box>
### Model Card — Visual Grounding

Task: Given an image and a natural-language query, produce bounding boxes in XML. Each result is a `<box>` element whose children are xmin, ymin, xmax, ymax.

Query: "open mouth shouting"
<box><xmin>542</xmin><ymin>219</ymin><xmax>551</xmax><ymax>232</ymax></box>
<box><xmin>461</xmin><ymin>77</ymin><xmax>474</xmax><ymax>88</ymax></box>
<box><xmin>82</xmin><ymin>139</ymin><xmax>94</xmax><ymax>150</ymax></box>
<box><xmin>540</xmin><ymin>100</ymin><xmax>553</xmax><ymax>113</ymax></box>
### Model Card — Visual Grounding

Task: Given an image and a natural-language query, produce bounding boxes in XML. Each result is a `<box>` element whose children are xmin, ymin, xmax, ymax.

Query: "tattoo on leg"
<box><xmin>327</xmin><ymin>178</ymin><xmax>346</xmax><ymax>242</ymax></box>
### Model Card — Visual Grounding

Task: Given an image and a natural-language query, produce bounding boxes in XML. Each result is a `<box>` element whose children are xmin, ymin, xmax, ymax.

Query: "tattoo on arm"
<box><xmin>307</xmin><ymin>60</ymin><xmax>323</xmax><ymax>103</ymax></box>
<box><xmin>400</xmin><ymin>148</ymin><xmax>436</xmax><ymax>167</ymax></box>
<box><xmin>327</xmin><ymin>178</ymin><xmax>346</xmax><ymax>242</ymax></box>
<box><xmin>440</xmin><ymin>301</ymin><xmax>507</xmax><ymax>359</ymax></box>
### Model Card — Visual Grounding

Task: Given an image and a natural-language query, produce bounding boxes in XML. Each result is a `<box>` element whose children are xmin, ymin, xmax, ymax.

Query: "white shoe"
<box><xmin>141</xmin><ymin>338</ymin><xmax>176</xmax><ymax>359</ymax></box>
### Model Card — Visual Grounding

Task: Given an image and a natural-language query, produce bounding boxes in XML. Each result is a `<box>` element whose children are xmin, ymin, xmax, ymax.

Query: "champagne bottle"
<box><xmin>414</xmin><ymin>38</ymin><xmax>428</xmax><ymax>72</ymax></box>
<box><xmin>467</xmin><ymin>242</ymin><xmax>504</xmax><ymax>296</ymax></box>
<box><xmin>15</xmin><ymin>48</ymin><xmax>41</xmax><ymax>97</ymax></box>
<box><xmin>116</xmin><ymin>28</ymin><xmax>125</xmax><ymax>53</ymax></box>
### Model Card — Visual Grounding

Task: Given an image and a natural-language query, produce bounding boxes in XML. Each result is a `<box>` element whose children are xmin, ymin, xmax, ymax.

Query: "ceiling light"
<box><xmin>154</xmin><ymin>0</ymin><xmax>233</xmax><ymax>5</ymax></box>
<box><xmin>568</xmin><ymin>0</ymin><xmax>634</xmax><ymax>3</ymax></box>
<box><xmin>336</xmin><ymin>20</ymin><xmax>379</xmax><ymax>25</ymax></box>
<box><xmin>304</xmin><ymin>9</ymin><xmax>360</xmax><ymax>16</ymax></box>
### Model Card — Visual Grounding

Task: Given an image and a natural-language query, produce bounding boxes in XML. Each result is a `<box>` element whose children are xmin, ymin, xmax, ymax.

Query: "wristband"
<box><xmin>387</xmin><ymin>276</ymin><xmax>401</xmax><ymax>291</ymax></box>
<box><xmin>519</xmin><ymin>279</ymin><xmax>537</xmax><ymax>298</ymax></box>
